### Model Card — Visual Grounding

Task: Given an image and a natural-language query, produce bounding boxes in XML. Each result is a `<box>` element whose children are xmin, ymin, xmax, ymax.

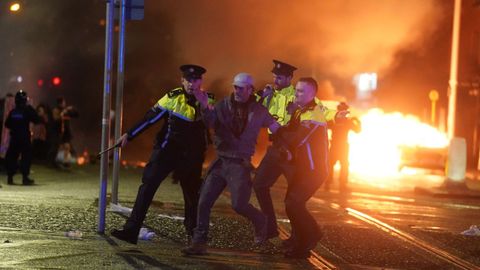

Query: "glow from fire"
<box><xmin>348</xmin><ymin>108</ymin><xmax>448</xmax><ymax>182</ymax></box>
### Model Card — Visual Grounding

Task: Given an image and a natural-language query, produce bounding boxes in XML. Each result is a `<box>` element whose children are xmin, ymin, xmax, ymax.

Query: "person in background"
<box><xmin>5</xmin><ymin>90</ymin><xmax>39</xmax><ymax>185</ymax></box>
<box><xmin>324</xmin><ymin>102</ymin><xmax>361</xmax><ymax>193</ymax></box>
<box><xmin>32</xmin><ymin>104</ymin><xmax>50</xmax><ymax>162</ymax></box>
<box><xmin>49</xmin><ymin>97</ymin><xmax>79</xmax><ymax>167</ymax></box>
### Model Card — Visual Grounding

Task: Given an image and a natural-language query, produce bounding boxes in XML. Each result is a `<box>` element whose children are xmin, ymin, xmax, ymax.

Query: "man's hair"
<box><xmin>298</xmin><ymin>77</ymin><xmax>318</xmax><ymax>92</ymax></box>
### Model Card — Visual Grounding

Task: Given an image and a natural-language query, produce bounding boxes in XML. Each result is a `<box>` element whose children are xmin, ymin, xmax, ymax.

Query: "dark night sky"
<box><xmin>0</xmin><ymin>0</ymin><xmax>466</xmax><ymax>162</ymax></box>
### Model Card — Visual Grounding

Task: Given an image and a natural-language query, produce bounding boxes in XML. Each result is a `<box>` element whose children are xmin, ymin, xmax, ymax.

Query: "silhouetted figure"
<box><xmin>49</xmin><ymin>97</ymin><xmax>79</xmax><ymax>167</ymax></box>
<box><xmin>5</xmin><ymin>90</ymin><xmax>39</xmax><ymax>185</ymax></box>
<box><xmin>32</xmin><ymin>104</ymin><xmax>50</xmax><ymax>161</ymax></box>
<box><xmin>324</xmin><ymin>102</ymin><xmax>361</xmax><ymax>192</ymax></box>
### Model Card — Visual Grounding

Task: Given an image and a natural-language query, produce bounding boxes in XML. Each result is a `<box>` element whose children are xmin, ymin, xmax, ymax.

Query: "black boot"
<box><xmin>22</xmin><ymin>176</ymin><xmax>35</xmax><ymax>186</ymax></box>
<box><xmin>284</xmin><ymin>246</ymin><xmax>311</xmax><ymax>259</ymax></box>
<box><xmin>111</xmin><ymin>229</ymin><xmax>138</xmax><ymax>244</ymax></box>
<box><xmin>7</xmin><ymin>175</ymin><xmax>13</xmax><ymax>185</ymax></box>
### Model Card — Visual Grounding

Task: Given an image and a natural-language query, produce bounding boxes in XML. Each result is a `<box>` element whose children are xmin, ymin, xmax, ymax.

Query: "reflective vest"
<box><xmin>277</xmin><ymin>100</ymin><xmax>329</xmax><ymax>175</ymax></box>
<box><xmin>259</xmin><ymin>85</ymin><xmax>295</xmax><ymax>126</ymax></box>
<box><xmin>156</xmin><ymin>87</ymin><xmax>215</xmax><ymax>121</ymax></box>
<box><xmin>127</xmin><ymin>87</ymin><xmax>214</xmax><ymax>150</ymax></box>
<box><xmin>258</xmin><ymin>85</ymin><xmax>337</xmax><ymax>128</ymax></box>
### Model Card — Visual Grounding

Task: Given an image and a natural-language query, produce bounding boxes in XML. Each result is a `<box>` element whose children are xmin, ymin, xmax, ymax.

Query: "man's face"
<box><xmin>233</xmin><ymin>85</ymin><xmax>253</xmax><ymax>103</ymax></box>
<box><xmin>273</xmin><ymin>74</ymin><xmax>292</xmax><ymax>89</ymax></box>
<box><xmin>182</xmin><ymin>77</ymin><xmax>202</xmax><ymax>93</ymax></box>
<box><xmin>295</xmin><ymin>81</ymin><xmax>316</xmax><ymax>106</ymax></box>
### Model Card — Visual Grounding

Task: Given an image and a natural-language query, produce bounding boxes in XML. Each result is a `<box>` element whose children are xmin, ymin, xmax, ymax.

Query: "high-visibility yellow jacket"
<box><xmin>273</xmin><ymin>99</ymin><xmax>329</xmax><ymax>181</ymax></box>
<box><xmin>258</xmin><ymin>85</ymin><xmax>337</xmax><ymax>128</ymax></box>
<box><xmin>127</xmin><ymin>87</ymin><xmax>214</xmax><ymax>150</ymax></box>
<box><xmin>258</xmin><ymin>85</ymin><xmax>295</xmax><ymax>126</ymax></box>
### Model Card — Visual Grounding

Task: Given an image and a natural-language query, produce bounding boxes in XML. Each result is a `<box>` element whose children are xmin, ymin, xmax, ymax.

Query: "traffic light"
<box><xmin>52</xmin><ymin>76</ymin><xmax>61</xmax><ymax>86</ymax></box>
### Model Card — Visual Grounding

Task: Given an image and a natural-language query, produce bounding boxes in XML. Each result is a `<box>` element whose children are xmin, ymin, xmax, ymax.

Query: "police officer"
<box><xmin>5</xmin><ymin>90</ymin><xmax>40</xmax><ymax>185</ymax></box>
<box><xmin>256</xmin><ymin>78</ymin><xmax>329</xmax><ymax>258</ymax></box>
<box><xmin>257</xmin><ymin>60</ymin><xmax>297</xmax><ymax>127</ymax></box>
<box><xmin>324</xmin><ymin>102</ymin><xmax>361</xmax><ymax>192</ymax></box>
<box><xmin>111</xmin><ymin>64</ymin><xmax>214</xmax><ymax>244</ymax></box>
<box><xmin>254</xmin><ymin>61</ymin><xmax>338</xmax><ymax>242</ymax></box>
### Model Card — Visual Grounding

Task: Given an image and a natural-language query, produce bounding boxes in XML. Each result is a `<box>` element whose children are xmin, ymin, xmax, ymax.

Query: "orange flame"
<box><xmin>348</xmin><ymin>109</ymin><xmax>448</xmax><ymax>182</ymax></box>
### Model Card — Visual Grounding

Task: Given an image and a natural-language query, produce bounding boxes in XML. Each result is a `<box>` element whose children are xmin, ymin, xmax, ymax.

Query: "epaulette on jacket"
<box><xmin>318</xmin><ymin>104</ymin><xmax>327</xmax><ymax>113</ymax></box>
<box><xmin>167</xmin><ymin>88</ymin><xmax>183</xmax><ymax>98</ymax></box>
<box><xmin>207</xmin><ymin>93</ymin><xmax>215</xmax><ymax>99</ymax></box>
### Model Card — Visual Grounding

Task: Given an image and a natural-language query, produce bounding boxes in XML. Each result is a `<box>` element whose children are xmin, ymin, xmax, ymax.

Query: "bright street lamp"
<box><xmin>9</xmin><ymin>2</ymin><xmax>21</xmax><ymax>13</ymax></box>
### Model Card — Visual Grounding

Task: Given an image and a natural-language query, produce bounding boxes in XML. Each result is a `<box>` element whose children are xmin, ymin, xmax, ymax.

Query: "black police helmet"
<box><xmin>15</xmin><ymin>90</ymin><xmax>28</xmax><ymax>106</ymax></box>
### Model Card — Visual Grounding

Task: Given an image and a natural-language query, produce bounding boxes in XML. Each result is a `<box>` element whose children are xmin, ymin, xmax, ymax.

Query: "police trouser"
<box><xmin>6</xmin><ymin>139</ymin><xmax>33</xmax><ymax>179</ymax></box>
<box><xmin>193</xmin><ymin>156</ymin><xmax>265</xmax><ymax>244</ymax></box>
<box><xmin>253</xmin><ymin>146</ymin><xmax>295</xmax><ymax>237</ymax></box>
<box><xmin>285</xmin><ymin>171</ymin><xmax>322</xmax><ymax>248</ymax></box>
<box><xmin>124</xmin><ymin>146</ymin><xmax>204</xmax><ymax>236</ymax></box>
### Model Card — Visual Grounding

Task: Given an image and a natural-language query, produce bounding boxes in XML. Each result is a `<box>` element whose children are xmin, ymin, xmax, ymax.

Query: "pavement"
<box><xmin>0</xmin><ymin>164</ymin><xmax>316</xmax><ymax>270</ymax></box>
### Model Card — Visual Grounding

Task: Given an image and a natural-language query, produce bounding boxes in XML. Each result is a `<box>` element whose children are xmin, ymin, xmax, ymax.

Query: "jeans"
<box><xmin>193</xmin><ymin>157</ymin><xmax>266</xmax><ymax>244</ymax></box>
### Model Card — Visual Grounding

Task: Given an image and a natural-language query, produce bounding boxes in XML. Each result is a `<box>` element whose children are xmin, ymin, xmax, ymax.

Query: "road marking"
<box><xmin>311</xmin><ymin>197</ymin><xmax>479</xmax><ymax>270</ymax></box>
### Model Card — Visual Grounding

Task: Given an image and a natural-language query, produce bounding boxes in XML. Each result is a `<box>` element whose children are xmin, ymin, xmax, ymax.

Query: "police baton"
<box><xmin>96</xmin><ymin>141</ymin><xmax>122</xmax><ymax>159</ymax></box>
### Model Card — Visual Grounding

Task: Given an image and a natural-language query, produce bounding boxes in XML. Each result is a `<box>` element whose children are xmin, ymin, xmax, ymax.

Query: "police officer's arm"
<box><xmin>199</xmin><ymin>100</ymin><xmax>219</xmax><ymax>129</ymax></box>
<box><xmin>317</xmin><ymin>101</ymin><xmax>348</xmax><ymax>122</ymax></box>
<box><xmin>117</xmin><ymin>103</ymin><xmax>167</xmax><ymax>147</ymax></box>
<box><xmin>276</xmin><ymin>121</ymin><xmax>325</xmax><ymax>150</ymax></box>
<box><xmin>259</xmin><ymin>105</ymin><xmax>280</xmax><ymax>133</ymax></box>
<box><xmin>256</xmin><ymin>84</ymin><xmax>274</xmax><ymax>101</ymax></box>
<box><xmin>321</xmin><ymin>105</ymin><xmax>337</xmax><ymax>122</ymax></box>
<box><xmin>350</xmin><ymin>117</ymin><xmax>362</xmax><ymax>133</ymax></box>
<box><xmin>193</xmin><ymin>90</ymin><xmax>217</xmax><ymax>128</ymax></box>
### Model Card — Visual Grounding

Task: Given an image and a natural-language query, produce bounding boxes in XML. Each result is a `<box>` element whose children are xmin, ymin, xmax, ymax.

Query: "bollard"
<box><xmin>445</xmin><ymin>137</ymin><xmax>466</xmax><ymax>183</ymax></box>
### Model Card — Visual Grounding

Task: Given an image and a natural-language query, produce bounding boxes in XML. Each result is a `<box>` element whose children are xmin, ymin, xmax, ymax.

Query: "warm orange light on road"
<box><xmin>9</xmin><ymin>3</ymin><xmax>21</xmax><ymax>12</ymax></box>
<box><xmin>348</xmin><ymin>109</ymin><xmax>448</xmax><ymax>182</ymax></box>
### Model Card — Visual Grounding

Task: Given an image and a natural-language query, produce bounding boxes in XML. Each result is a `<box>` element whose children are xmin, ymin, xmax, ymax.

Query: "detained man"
<box><xmin>182</xmin><ymin>73</ymin><xmax>280</xmax><ymax>255</ymax></box>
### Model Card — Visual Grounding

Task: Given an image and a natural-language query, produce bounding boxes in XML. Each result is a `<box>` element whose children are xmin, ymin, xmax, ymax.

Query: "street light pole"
<box><xmin>98</xmin><ymin>0</ymin><xmax>115</xmax><ymax>234</ymax></box>
<box><xmin>111</xmin><ymin>0</ymin><xmax>127</xmax><ymax>205</ymax></box>
<box><xmin>447</xmin><ymin>0</ymin><xmax>462</xmax><ymax>140</ymax></box>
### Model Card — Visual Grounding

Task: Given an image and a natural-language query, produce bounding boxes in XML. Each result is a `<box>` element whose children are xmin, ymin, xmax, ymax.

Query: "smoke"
<box><xmin>0</xmin><ymin>0</ymin><xmax>448</xmax><ymax>161</ymax></box>
<box><xmin>156</xmin><ymin>0</ymin><xmax>445</xmax><ymax>92</ymax></box>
